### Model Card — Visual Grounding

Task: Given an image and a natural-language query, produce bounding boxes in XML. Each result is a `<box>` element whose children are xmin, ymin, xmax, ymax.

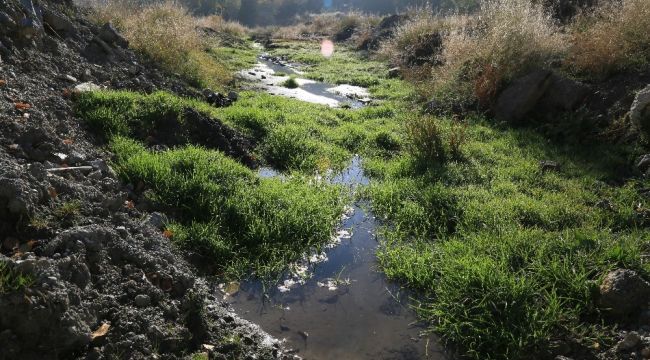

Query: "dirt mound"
<box><xmin>358</xmin><ymin>14</ymin><xmax>409</xmax><ymax>51</ymax></box>
<box><xmin>0</xmin><ymin>0</ymin><xmax>287</xmax><ymax>358</ymax></box>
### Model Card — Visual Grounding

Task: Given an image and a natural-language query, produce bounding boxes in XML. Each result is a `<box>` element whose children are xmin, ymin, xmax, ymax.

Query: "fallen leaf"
<box><xmin>14</xmin><ymin>102</ymin><xmax>31</xmax><ymax>111</ymax></box>
<box><xmin>162</xmin><ymin>229</ymin><xmax>173</xmax><ymax>238</ymax></box>
<box><xmin>62</xmin><ymin>138</ymin><xmax>74</xmax><ymax>145</ymax></box>
<box><xmin>91</xmin><ymin>323</ymin><xmax>110</xmax><ymax>340</ymax></box>
<box><xmin>62</xmin><ymin>88</ymin><xmax>72</xmax><ymax>98</ymax></box>
<box><xmin>0</xmin><ymin>80</ymin><xmax>6</xmax><ymax>87</ymax></box>
<box><xmin>124</xmin><ymin>200</ymin><xmax>135</xmax><ymax>209</ymax></box>
<box><xmin>48</xmin><ymin>187</ymin><xmax>58</xmax><ymax>199</ymax></box>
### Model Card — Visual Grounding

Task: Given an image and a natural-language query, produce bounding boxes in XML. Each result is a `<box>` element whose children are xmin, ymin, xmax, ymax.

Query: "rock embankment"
<box><xmin>0</xmin><ymin>0</ymin><xmax>288</xmax><ymax>358</ymax></box>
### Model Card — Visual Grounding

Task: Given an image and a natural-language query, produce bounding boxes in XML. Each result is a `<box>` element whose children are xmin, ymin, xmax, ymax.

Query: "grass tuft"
<box><xmin>0</xmin><ymin>261</ymin><xmax>33</xmax><ymax>294</ymax></box>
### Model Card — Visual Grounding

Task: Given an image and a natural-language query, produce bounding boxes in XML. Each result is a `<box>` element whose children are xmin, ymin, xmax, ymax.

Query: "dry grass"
<box><xmin>87</xmin><ymin>1</ymin><xmax>232</xmax><ymax>89</ymax></box>
<box><xmin>380</xmin><ymin>12</ymin><xmax>462</xmax><ymax>68</ymax></box>
<box><xmin>269</xmin><ymin>12</ymin><xmax>378</xmax><ymax>41</ymax></box>
<box><xmin>385</xmin><ymin>0</ymin><xmax>564</xmax><ymax>106</ymax></box>
<box><xmin>567</xmin><ymin>0</ymin><xmax>650</xmax><ymax>76</ymax></box>
<box><xmin>197</xmin><ymin>15</ymin><xmax>248</xmax><ymax>38</ymax></box>
<box><xmin>441</xmin><ymin>0</ymin><xmax>564</xmax><ymax>105</ymax></box>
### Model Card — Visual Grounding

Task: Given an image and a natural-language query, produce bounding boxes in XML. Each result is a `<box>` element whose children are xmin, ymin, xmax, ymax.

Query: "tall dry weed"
<box><xmin>435</xmin><ymin>0</ymin><xmax>564</xmax><ymax>105</ymax></box>
<box><xmin>88</xmin><ymin>1</ymin><xmax>231</xmax><ymax>88</ymax></box>
<box><xmin>568</xmin><ymin>0</ymin><xmax>650</xmax><ymax>75</ymax></box>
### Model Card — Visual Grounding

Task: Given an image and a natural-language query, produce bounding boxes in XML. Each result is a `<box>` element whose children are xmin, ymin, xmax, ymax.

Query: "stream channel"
<box><xmin>226</xmin><ymin>55</ymin><xmax>450</xmax><ymax>359</ymax></box>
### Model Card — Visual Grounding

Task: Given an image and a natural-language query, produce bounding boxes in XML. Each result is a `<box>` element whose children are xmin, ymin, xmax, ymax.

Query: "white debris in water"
<box><xmin>317</xmin><ymin>277</ymin><xmax>351</xmax><ymax>291</ymax></box>
<box><xmin>238</xmin><ymin>62</ymin><xmax>369</xmax><ymax>107</ymax></box>
<box><xmin>341</xmin><ymin>205</ymin><xmax>355</xmax><ymax>220</ymax></box>
<box><xmin>326</xmin><ymin>84</ymin><xmax>370</xmax><ymax>101</ymax></box>
<box><xmin>278</xmin><ymin>279</ymin><xmax>297</xmax><ymax>293</ymax></box>
<box><xmin>309</xmin><ymin>253</ymin><xmax>328</xmax><ymax>263</ymax></box>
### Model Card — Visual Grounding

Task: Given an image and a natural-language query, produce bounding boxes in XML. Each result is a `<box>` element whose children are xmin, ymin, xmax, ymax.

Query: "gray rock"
<box><xmin>617</xmin><ymin>331</ymin><xmax>641</xmax><ymax>351</ymax></box>
<box><xmin>42</xmin><ymin>9</ymin><xmax>74</xmax><ymax>36</ymax></box>
<box><xmin>388</xmin><ymin>67</ymin><xmax>401</xmax><ymax>79</ymax></box>
<box><xmin>97</xmin><ymin>22</ymin><xmax>128</xmax><ymax>48</ymax></box>
<box><xmin>27</xmin><ymin>162</ymin><xmax>46</xmax><ymax>180</ymax></box>
<box><xmin>146</xmin><ymin>212</ymin><xmax>168</xmax><ymax>230</ymax></box>
<box><xmin>640</xmin><ymin>347</ymin><xmax>650</xmax><ymax>358</ymax></box>
<box><xmin>637</xmin><ymin>154</ymin><xmax>650</xmax><ymax>173</ymax></box>
<box><xmin>135</xmin><ymin>294</ymin><xmax>151</xmax><ymax>307</ymax></box>
<box><xmin>18</xmin><ymin>17</ymin><xmax>41</xmax><ymax>40</ymax></box>
<box><xmin>631</xmin><ymin>85</ymin><xmax>650</xmax><ymax>133</ymax></box>
<box><xmin>599</xmin><ymin>269</ymin><xmax>650</xmax><ymax>317</ymax></box>
<box><xmin>537</xmin><ymin>73</ymin><xmax>590</xmax><ymax>111</ymax></box>
<box><xmin>89</xmin><ymin>159</ymin><xmax>115</xmax><ymax>177</ymax></box>
<box><xmin>0</xmin><ymin>12</ymin><xmax>17</xmax><ymax>32</ymax></box>
<box><xmin>494</xmin><ymin>70</ymin><xmax>553</xmax><ymax>124</ymax></box>
<box><xmin>540</xmin><ymin>160</ymin><xmax>560</xmax><ymax>173</ymax></box>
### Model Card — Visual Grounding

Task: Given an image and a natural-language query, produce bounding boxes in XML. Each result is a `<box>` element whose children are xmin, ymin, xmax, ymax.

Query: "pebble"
<box><xmin>618</xmin><ymin>332</ymin><xmax>641</xmax><ymax>351</ymax></box>
<box><xmin>640</xmin><ymin>347</ymin><xmax>650</xmax><ymax>358</ymax></box>
<box><xmin>134</xmin><ymin>294</ymin><xmax>150</xmax><ymax>307</ymax></box>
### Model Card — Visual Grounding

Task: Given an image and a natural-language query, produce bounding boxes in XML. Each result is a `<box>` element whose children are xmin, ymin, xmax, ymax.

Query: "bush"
<box><xmin>380</xmin><ymin>12</ymin><xmax>451</xmax><ymax>68</ymax></box>
<box><xmin>282</xmin><ymin>76</ymin><xmax>299</xmax><ymax>89</ymax></box>
<box><xmin>437</xmin><ymin>0</ymin><xmax>565</xmax><ymax>105</ymax></box>
<box><xmin>405</xmin><ymin>115</ymin><xmax>446</xmax><ymax>167</ymax></box>
<box><xmin>567</xmin><ymin>0</ymin><xmax>650</xmax><ymax>76</ymax></box>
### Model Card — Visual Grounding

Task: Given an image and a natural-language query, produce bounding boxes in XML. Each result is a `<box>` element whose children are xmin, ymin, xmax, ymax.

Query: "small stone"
<box><xmin>74</xmin><ymin>82</ymin><xmax>102</xmax><ymax>93</ymax></box>
<box><xmin>640</xmin><ymin>347</ymin><xmax>650</xmax><ymax>358</ymax></box>
<box><xmin>617</xmin><ymin>332</ymin><xmax>641</xmax><ymax>351</ymax></box>
<box><xmin>146</xmin><ymin>212</ymin><xmax>168</xmax><ymax>230</ymax></box>
<box><xmin>540</xmin><ymin>160</ymin><xmax>560</xmax><ymax>173</ymax></box>
<box><xmin>388</xmin><ymin>67</ymin><xmax>401</xmax><ymax>79</ymax></box>
<box><xmin>59</xmin><ymin>74</ymin><xmax>78</xmax><ymax>83</ymax></box>
<box><xmin>599</xmin><ymin>269</ymin><xmax>650</xmax><ymax>317</ymax></box>
<box><xmin>637</xmin><ymin>154</ymin><xmax>650</xmax><ymax>173</ymax></box>
<box><xmin>135</xmin><ymin>294</ymin><xmax>150</xmax><ymax>307</ymax></box>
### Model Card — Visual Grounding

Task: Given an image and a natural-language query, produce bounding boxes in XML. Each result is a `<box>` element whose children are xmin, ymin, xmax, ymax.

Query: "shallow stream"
<box><xmin>224</xmin><ymin>157</ymin><xmax>449</xmax><ymax>359</ymax></box>
<box><xmin>238</xmin><ymin>55</ymin><xmax>372</xmax><ymax>108</ymax></box>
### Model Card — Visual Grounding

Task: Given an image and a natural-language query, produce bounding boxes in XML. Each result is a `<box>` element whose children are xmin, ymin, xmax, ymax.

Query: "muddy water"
<box><xmin>238</xmin><ymin>56</ymin><xmax>371</xmax><ymax>108</ymax></box>
<box><xmin>226</xmin><ymin>157</ymin><xmax>449</xmax><ymax>359</ymax></box>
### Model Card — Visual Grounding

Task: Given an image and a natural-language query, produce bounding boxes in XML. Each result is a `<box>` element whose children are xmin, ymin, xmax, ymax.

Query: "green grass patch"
<box><xmin>364</xmin><ymin>116</ymin><xmax>650</xmax><ymax>359</ymax></box>
<box><xmin>0</xmin><ymin>261</ymin><xmax>33</xmax><ymax>294</ymax></box>
<box><xmin>110</xmin><ymin>138</ymin><xmax>344</xmax><ymax>278</ymax></box>
<box><xmin>209</xmin><ymin>44</ymin><xmax>258</xmax><ymax>73</ymax></box>
<box><xmin>282</xmin><ymin>76</ymin><xmax>299</xmax><ymax>89</ymax></box>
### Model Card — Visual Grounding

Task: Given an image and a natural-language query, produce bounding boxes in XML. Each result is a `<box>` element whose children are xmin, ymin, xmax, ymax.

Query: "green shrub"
<box><xmin>282</xmin><ymin>76</ymin><xmax>299</xmax><ymax>89</ymax></box>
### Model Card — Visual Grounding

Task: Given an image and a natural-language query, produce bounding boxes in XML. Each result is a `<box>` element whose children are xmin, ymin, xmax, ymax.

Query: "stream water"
<box><xmin>224</xmin><ymin>157</ymin><xmax>449</xmax><ymax>359</ymax></box>
<box><xmin>238</xmin><ymin>54</ymin><xmax>372</xmax><ymax>108</ymax></box>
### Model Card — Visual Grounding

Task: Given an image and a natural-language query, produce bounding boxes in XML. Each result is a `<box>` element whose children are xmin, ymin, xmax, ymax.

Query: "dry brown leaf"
<box><xmin>14</xmin><ymin>102</ymin><xmax>31</xmax><ymax>111</ymax></box>
<box><xmin>62</xmin><ymin>138</ymin><xmax>74</xmax><ymax>145</ymax></box>
<box><xmin>124</xmin><ymin>200</ymin><xmax>135</xmax><ymax>209</ymax></box>
<box><xmin>48</xmin><ymin>187</ymin><xmax>58</xmax><ymax>199</ymax></box>
<box><xmin>91</xmin><ymin>323</ymin><xmax>110</xmax><ymax>340</ymax></box>
<box><xmin>162</xmin><ymin>229</ymin><xmax>173</xmax><ymax>238</ymax></box>
<box><xmin>0</xmin><ymin>80</ymin><xmax>6</xmax><ymax>87</ymax></box>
